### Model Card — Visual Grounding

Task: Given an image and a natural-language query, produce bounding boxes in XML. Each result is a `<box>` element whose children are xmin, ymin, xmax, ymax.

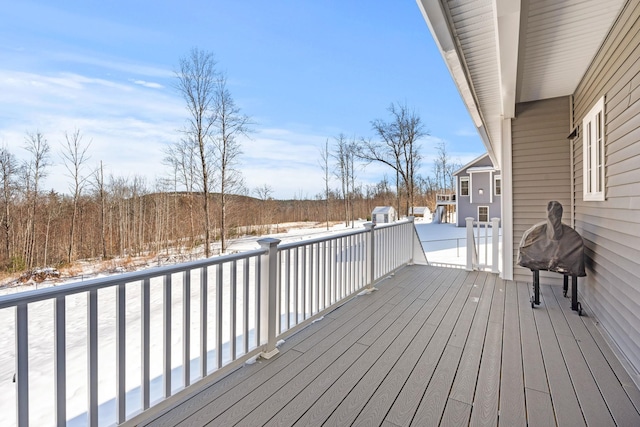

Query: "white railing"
<box><xmin>0</xmin><ymin>219</ymin><xmax>419</xmax><ymax>427</ymax></box>
<box><xmin>436</xmin><ymin>193</ymin><xmax>456</xmax><ymax>202</ymax></box>
<box><xmin>466</xmin><ymin>217</ymin><xmax>500</xmax><ymax>273</ymax></box>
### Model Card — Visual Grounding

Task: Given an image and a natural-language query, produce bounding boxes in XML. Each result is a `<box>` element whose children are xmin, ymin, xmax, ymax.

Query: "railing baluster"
<box><xmin>275</xmin><ymin>251</ymin><xmax>287</xmax><ymax>334</ymax></box>
<box><xmin>116</xmin><ymin>283</ymin><xmax>126</xmax><ymax>424</ymax></box>
<box><xmin>230</xmin><ymin>261</ymin><xmax>237</xmax><ymax>361</ymax></box>
<box><xmin>320</xmin><ymin>242</ymin><xmax>325</xmax><ymax>310</ymax></box>
<box><xmin>255</xmin><ymin>256</ymin><xmax>261</xmax><ymax>347</ymax></box>
<box><xmin>142</xmin><ymin>278</ymin><xmax>150</xmax><ymax>410</ymax></box>
<box><xmin>163</xmin><ymin>274</ymin><xmax>171</xmax><ymax>397</ymax></box>
<box><xmin>314</xmin><ymin>242</ymin><xmax>320</xmax><ymax>314</ymax></box>
<box><xmin>216</xmin><ymin>264</ymin><xmax>223</xmax><ymax>369</ymax></box>
<box><xmin>88</xmin><ymin>290</ymin><xmax>98</xmax><ymax>426</ymax></box>
<box><xmin>243</xmin><ymin>259</ymin><xmax>250</xmax><ymax>354</ymax></box>
<box><xmin>54</xmin><ymin>296</ymin><xmax>66</xmax><ymax>427</ymax></box>
<box><xmin>15</xmin><ymin>303</ymin><xmax>29</xmax><ymax>427</ymax></box>
<box><xmin>331</xmin><ymin>240</ymin><xmax>336</xmax><ymax>303</ymax></box>
<box><xmin>301</xmin><ymin>246</ymin><xmax>307</xmax><ymax>320</ymax></box>
<box><xmin>350</xmin><ymin>235</ymin><xmax>355</xmax><ymax>293</ymax></box>
<box><xmin>182</xmin><ymin>271</ymin><xmax>190</xmax><ymax>386</ymax></box>
<box><xmin>285</xmin><ymin>250</ymin><xmax>291</xmax><ymax>331</ymax></box>
<box><xmin>200</xmin><ymin>267</ymin><xmax>208</xmax><ymax>378</ymax></box>
<box><xmin>293</xmin><ymin>248</ymin><xmax>300</xmax><ymax>325</ymax></box>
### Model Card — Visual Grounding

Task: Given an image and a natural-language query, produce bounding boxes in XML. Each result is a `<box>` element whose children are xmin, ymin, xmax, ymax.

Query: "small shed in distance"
<box><xmin>409</xmin><ymin>206</ymin><xmax>431</xmax><ymax>220</ymax></box>
<box><xmin>372</xmin><ymin>206</ymin><xmax>397</xmax><ymax>224</ymax></box>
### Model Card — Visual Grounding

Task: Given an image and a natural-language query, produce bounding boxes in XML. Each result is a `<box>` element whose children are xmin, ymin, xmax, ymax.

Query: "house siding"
<box><xmin>511</xmin><ymin>96</ymin><xmax>572</xmax><ymax>285</ymax></box>
<box><xmin>572</xmin><ymin>0</ymin><xmax>640</xmax><ymax>377</ymax></box>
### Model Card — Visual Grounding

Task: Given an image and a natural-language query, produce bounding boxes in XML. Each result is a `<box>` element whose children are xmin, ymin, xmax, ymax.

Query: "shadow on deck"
<box><xmin>129</xmin><ymin>265</ymin><xmax>640</xmax><ymax>426</ymax></box>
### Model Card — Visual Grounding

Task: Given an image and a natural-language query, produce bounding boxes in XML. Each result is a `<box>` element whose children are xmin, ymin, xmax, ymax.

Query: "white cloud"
<box><xmin>131</xmin><ymin>79</ymin><xmax>164</xmax><ymax>89</ymax></box>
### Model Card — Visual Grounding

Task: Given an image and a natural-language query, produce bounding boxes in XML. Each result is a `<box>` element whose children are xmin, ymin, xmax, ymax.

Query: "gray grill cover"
<box><xmin>517</xmin><ymin>201</ymin><xmax>586</xmax><ymax>277</ymax></box>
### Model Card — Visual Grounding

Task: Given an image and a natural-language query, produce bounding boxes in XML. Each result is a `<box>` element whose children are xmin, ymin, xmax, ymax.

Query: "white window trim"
<box><xmin>460</xmin><ymin>176</ymin><xmax>470</xmax><ymax>197</ymax></box>
<box><xmin>494</xmin><ymin>175</ymin><xmax>502</xmax><ymax>197</ymax></box>
<box><xmin>478</xmin><ymin>206</ymin><xmax>489</xmax><ymax>223</ymax></box>
<box><xmin>583</xmin><ymin>96</ymin><xmax>605</xmax><ymax>201</ymax></box>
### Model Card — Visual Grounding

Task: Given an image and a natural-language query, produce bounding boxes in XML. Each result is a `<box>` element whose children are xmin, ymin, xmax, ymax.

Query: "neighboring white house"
<box><xmin>371</xmin><ymin>206</ymin><xmax>396</xmax><ymax>224</ymax></box>
<box><xmin>453</xmin><ymin>153</ymin><xmax>501</xmax><ymax>227</ymax></box>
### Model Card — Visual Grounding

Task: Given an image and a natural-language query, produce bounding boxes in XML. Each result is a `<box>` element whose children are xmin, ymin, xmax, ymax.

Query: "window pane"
<box><xmin>478</xmin><ymin>207</ymin><xmax>488</xmax><ymax>222</ymax></box>
<box><xmin>597</xmin><ymin>112</ymin><xmax>603</xmax><ymax>192</ymax></box>
<box><xmin>586</xmin><ymin>122</ymin><xmax>592</xmax><ymax>193</ymax></box>
<box><xmin>461</xmin><ymin>178</ymin><xmax>469</xmax><ymax>196</ymax></box>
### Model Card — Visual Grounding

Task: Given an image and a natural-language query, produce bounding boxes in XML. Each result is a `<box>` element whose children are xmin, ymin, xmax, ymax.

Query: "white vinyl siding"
<box><xmin>583</xmin><ymin>96</ymin><xmax>606</xmax><ymax>201</ymax></box>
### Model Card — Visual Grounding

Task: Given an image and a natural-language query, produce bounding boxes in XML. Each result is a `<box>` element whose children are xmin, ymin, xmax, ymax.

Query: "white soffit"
<box><xmin>418</xmin><ymin>0</ymin><xmax>503</xmax><ymax>167</ymax></box>
<box><xmin>417</xmin><ymin>0</ymin><xmax>626</xmax><ymax>169</ymax></box>
<box><xmin>517</xmin><ymin>0</ymin><xmax>626</xmax><ymax>103</ymax></box>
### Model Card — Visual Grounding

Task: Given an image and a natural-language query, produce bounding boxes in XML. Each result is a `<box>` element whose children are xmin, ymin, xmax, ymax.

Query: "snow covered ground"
<box><xmin>0</xmin><ymin>219</ymin><xmax>500</xmax><ymax>426</ymax></box>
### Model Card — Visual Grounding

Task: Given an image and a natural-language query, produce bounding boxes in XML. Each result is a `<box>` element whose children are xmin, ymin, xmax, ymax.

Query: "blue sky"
<box><xmin>0</xmin><ymin>0</ymin><xmax>484</xmax><ymax>199</ymax></box>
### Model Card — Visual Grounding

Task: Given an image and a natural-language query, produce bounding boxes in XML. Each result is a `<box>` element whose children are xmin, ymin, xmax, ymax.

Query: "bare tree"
<box><xmin>333</xmin><ymin>133</ymin><xmax>358</xmax><ymax>227</ymax></box>
<box><xmin>61</xmin><ymin>129</ymin><xmax>91</xmax><ymax>263</ymax></box>
<box><xmin>0</xmin><ymin>145</ymin><xmax>18</xmax><ymax>265</ymax></box>
<box><xmin>358</xmin><ymin>102</ymin><xmax>426</xmax><ymax>216</ymax></box>
<box><xmin>319</xmin><ymin>139</ymin><xmax>331</xmax><ymax>230</ymax></box>
<box><xmin>432</xmin><ymin>140</ymin><xmax>459</xmax><ymax>194</ymax></box>
<box><xmin>176</xmin><ymin>47</ymin><xmax>218</xmax><ymax>257</ymax></box>
<box><xmin>253</xmin><ymin>184</ymin><xmax>274</xmax><ymax>234</ymax></box>
<box><xmin>164</xmin><ymin>136</ymin><xmax>199</xmax><ymax>247</ymax></box>
<box><xmin>23</xmin><ymin>131</ymin><xmax>51</xmax><ymax>268</ymax></box>
<box><xmin>93</xmin><ymin>161</ymin><xmax>108</xmax><ymax>259</ymax></box>
<box><xmin>212</xmin><ymin>73</ymin><xmax>252</xmax><ymax>253</ymax></box>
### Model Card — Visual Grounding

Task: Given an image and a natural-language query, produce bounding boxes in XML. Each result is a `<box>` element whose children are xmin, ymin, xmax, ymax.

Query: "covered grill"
<box><xmin>517</xmin><ymin>201</ymin><xmax>586</xmax><ymax>315</ymax></box>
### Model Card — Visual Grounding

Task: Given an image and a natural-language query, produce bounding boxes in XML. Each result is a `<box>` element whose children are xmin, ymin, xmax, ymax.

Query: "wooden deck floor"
<box><xmin>135</xmin><ymin>265</ymin><xmax>640</xmax><ymax>426</ymax></box>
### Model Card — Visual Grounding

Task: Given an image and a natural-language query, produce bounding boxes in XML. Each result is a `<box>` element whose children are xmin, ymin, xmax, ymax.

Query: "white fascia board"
<box><xmin>494</xmin><ymin>0</ymin><xmax>521</xmax><ymax>119</ymax></box>
<box><xmin>416</xmin><ymin>0</ymin><xmax>486</xmax><ymax>130</ymax></box>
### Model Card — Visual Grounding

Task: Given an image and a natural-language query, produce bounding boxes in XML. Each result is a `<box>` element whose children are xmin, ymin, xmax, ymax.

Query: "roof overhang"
<box><xmin>417</xmin><ymin>0</ymin><xmax>626</xmax><ymax>169</ymax></box>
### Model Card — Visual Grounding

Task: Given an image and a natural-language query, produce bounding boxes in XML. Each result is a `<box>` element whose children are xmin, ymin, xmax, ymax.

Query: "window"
<box><xmin>494</xmin><ymin>175</ymin><xmax>502</xmax><ymax>196</ymax></box>
<box><xmin>583</xmin><ymin>96</ymin><xmax>605</xmax><ymax>201</ymax></box>
<box><xmin>460</xmin><ymin>177</ymin><xmax>469</xmax><ymax>196</ymax></box>
<box><xmin>478</xmin><ymin>206</ymin><xmax>489</xmax><ymax>222</ymax></box>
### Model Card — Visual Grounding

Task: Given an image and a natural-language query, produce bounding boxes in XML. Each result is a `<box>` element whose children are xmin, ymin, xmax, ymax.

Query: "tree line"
<box><xmin>0</xmin><ymin>47</ymin><xmax>460</xmax><ymax>274</ymax></box>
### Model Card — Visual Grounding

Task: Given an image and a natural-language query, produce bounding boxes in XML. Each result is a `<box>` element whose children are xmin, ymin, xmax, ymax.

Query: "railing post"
<box><xmin>465</xmin><ymin>217</ymin><xmax>475</xmax><ymax>271</ymax></box>
<box><xmin>491</xmin><ymin>217</ymin><xmax>500</xmax><ymax>273</ymax></box>
<box><xmin>408</xmin><ymin>216</ymin><xmax>415</xmax><ymax>265</ymax></box>
<box><xmin>364</xmin><ymin>222</ymin><xmax>376</xmax><ymax>289</ymax></box>
<box><xmin>258</xmin><ymin>238</ymin><xmax>280</xmax><ymax>359</ymax></box>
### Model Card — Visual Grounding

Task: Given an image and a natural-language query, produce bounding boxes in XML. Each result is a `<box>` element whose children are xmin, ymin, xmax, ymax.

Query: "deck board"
<box><xmin>469</xmin><ymin>277</ymin><xmax>504</xmax><ymax>427</ymax></box>
<box><xmin>498</xmin><ymin>280</ymin><xmax>526</xmax><ymax>426</ymax></box>
<box><xmin>532</xmin><ymin>283</ymin><xmax>585</xmax><ymax>427</ymax></box>
<box><xmin>133</xmin><ymin>265</ymin><xmax>640</xmax><ymax>427</ymax></box>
